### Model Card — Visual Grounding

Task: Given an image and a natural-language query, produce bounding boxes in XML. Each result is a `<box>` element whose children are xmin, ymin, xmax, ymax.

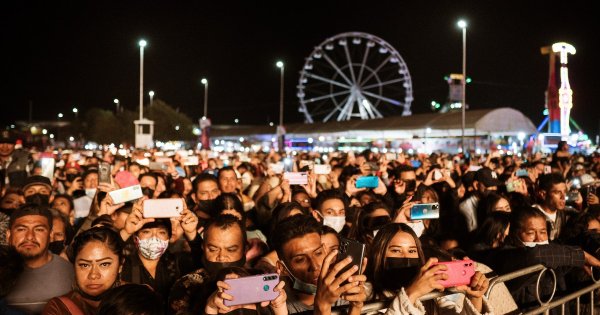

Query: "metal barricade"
<box><xmin>521</xmin><ymin>281</ymin><xmax>600</xmax><ymax>315</ymax></box>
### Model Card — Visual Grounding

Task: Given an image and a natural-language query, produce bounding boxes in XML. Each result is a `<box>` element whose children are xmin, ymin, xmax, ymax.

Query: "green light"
<box><xmin>466</xmin><ymin>77</ymin><xmax>472</xmax><ymax>83</ymax></box>
<box><xmin>543</xmin><ymin>108</ymin><xmax>549</xmax><ymax>116</ymax></box>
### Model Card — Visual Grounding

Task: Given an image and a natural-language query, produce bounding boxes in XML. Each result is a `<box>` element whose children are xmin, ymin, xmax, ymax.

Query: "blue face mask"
<box><xmin>281</xmin><ymin>261</ymin><xmax>318</xmax><ymax>295</ymax></box>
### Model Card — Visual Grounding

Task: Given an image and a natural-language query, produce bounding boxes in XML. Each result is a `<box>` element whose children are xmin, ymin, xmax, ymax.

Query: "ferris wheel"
<box><xmin>297</xmin><ymin>32</ymin><xmax>413</xmax><ymax>123</ymax></box>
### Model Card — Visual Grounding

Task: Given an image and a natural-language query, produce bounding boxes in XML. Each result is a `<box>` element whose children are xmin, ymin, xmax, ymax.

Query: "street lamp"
<box><xmin>72</xmin><ymin>107</ymin><xmax>78</xmax><ymax>118</ymax></box>
<box><xmin>201</xmin><ymin>78</ymin><xmax>208</xmax><ymax>118</ymax></box>
<box><xmin>113</xmin><ymin>99</ymin><xmax>120</xmax><ymax>113</ymax></box>
<box><xmin>149</xmin><ymin>91</ymin><xmax>154</xmax><ymax>106</ymax></box>
<box><xmin>457</xmin><ymin>19</ymin><xmax>467</xmax><ymax>153</ymax></box>
<box><xmin>139</xmin><ymin>39</ymin><xmax>147</xmax><ymax>120</ymax></box>
<box><xmin>276</xmin><ymin>60</ymin><xmax>285</xmax><ymax>152</ymax></box>
<box><xmin>58</xmin><ymin>113</ymin><xmax>64</xmax><ymax>119</ymax></box>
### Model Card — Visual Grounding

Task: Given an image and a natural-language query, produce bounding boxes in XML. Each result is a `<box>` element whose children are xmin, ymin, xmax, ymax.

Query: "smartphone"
<box><xmin>40</xmin><ymin>158</ymin><xmax>55</xmax><ymax>181</ymax></box>
<box><xmin>314</xmin><ymin>164</ymin><xmax>331</xmax><ymax>175</ymax></box>
<box><xmin>283</xmin><ymin>158</ymin><xmax>294</xmax><ymax>172</ymax></box>
<box><xmin>149</xmin><ymin>161</ymin><xmax>168</xmax><ymax>171</ymax></box>
<box><xmin>515</xmin><ymin>169</ymin><xmax>529</xmax><ymax>178</ymax></box>
<box><xmin>432</xmin><ymin>259</ymin><xmax>476</xmax><ymax>288</ymax></box>
<box><xmin>355</xmin><ymin>176</ymin><xmax>379</xmax><ymax>189</ymax></box>
<box><xmin>223</xmin><ymin>273</ymin><xmax>280</xmax><ymax>306</ymax></box>
<box><xmin>544</xmin><ymin>165</ymin><xmax>552</xmax><ymax>174</ymax></box>
<box><xmin>468</xmin><ymin>165</ymin><xmax>482</xmax><ymax>172</ymax></box>
<box><xmin>299</xmin><ymin>160</ymin><xmax>314</xmax><ymax>170</ymax></box>
<box><xmin>143</xmin><ymin>198</ymin><xmax>184</xmax><ymax>218</ymax></box>
<box><xmin>433</xmin><ymin>169</ymin><xmax>443</xmax><ymax>181</ymax></box>
<box><xmin>269</xmin><ymin>163</ymin><xmax>284</xmax><ymax>174</ymax></box>
<box><xmin>385</xmin><ymin>153</ymin><xmax>397</xmax><ymax>161</ymax></box>
<box><xmin>366</xmin><ymin>162</ymin><xmax>379</xmax><ymax>171</ymax></box>
<box><xmin>410</xmin><ymin>203</ymin><xmax>440</xmax><ymax>220</ymax></box>
<box><xmin>108</xmin><ymin>184</ymin><xmax>144</xmax><ymax>204</ymax></box>
<box><xmin>337</xmin><ymin>238</ymin><xmax>366</xmax><ymax>279</ymax></box>
<box><xmin>566</xmin><ymin>190</ymin><xmax>579</xmax><ymax>202</ymax></box>
<box><xmin>283</xmin><ymin>172</ymin><xmax>308</xmax><ymax>185</ymax></box>
<box><xmin>184</xmin><ymin>156</ymin><xmax>199</xmax><ymax>166</ymax></box>
<box><xmin>99</xmin><ymin>162</ymin><xmax>112</xmax><ymax>184</ymax></box>
<box><xmin>506</xmin><ymin>180</ymin><xmax>522</xmax><ymax>193</ymax></box>
<box><xmin>410</xmin><ymin>160</ymin><xmax>422</xmax><ymax>168</ymax></box>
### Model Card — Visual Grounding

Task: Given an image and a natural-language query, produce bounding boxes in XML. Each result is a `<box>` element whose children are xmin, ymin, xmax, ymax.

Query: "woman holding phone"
<box><xmin>43</xmin><ymin>226</ymin><xmax>124</xmax><ymax>314</ymax></box>
<box><xmin>366</xmin><ymin>223</ymin><xmax>493</xmax><ymax>315</ymax></box>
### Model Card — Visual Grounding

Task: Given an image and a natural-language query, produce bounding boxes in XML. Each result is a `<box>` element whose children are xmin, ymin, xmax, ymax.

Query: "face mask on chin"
<box><xmin>85</xmin><ymin>188</ymin><xmax>97</xmax><ymax>199</ymax></box>
<box><xmin>522</xmin><ymin>240</ymin><xmax>549</xmax><ymax>247</ymax></box>
<box><xmin>25</xmin><ymin>193</ymin><xmax>50</xmax><ymax>206</ymax></box>
<box><xmin>141</xmin><ymin>187</ymin><xmax>155</xmax><ymax>199</ymax></box>
<box><xmin>196</xmin><ymin>199</ymin><xmax>216</xmax><ymax>214</ymax></box>
<box><xmin>48</xmin><ymin>241</ymin><xmax>65</xmax><ymax>255</ymax></box>
<box><xmin>280</xmin><ymin>261</ymin><xmax>318</xmax><ymax>295</ymax></box>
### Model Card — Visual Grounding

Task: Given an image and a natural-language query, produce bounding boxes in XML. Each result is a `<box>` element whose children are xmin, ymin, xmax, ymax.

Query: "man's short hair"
<box><xmin>270</xmin><ymin>215</ymin><xmax>322</xmax><ymax>260</ymax></box>
<box><xmin>217</xmin><ymin>166</ymin><xmax>236</xmax><ymax>179</ymax></box>
<box><xmin>315</xmin><ymin>189</ymin><xmax>347</xmax><ymax>212</ymax></box>
<box><xmin>537</xmin><ymin>173</ymin><xmax>566</xmax><ymax>192</ymax></box>
<box><xmin>192</xmin><ymin>173</ymin><xmax>219</xmax><ymax>193</ymax></box>
<box><xmin>205</xmin><ymin>214</ymin><xmax>247</xmax><ymax>246</ymax></box>
<box><xmin>138</xmin><ymin>172</ymin><xmax>158</xmax><ymax>185</ymax></box>
<box><xmin>9</xmin><ymin>203</ymin><xmax>53</xmax><ymax>230</ymax></box>
<box><xmin>81</xmin><ymin>169</ymin><xmax>99</xmax><ymax>181</ymax></box>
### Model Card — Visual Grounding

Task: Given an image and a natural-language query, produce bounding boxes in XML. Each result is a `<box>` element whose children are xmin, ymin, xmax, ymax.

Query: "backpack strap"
<box><xmin>58</xmin><ymin>295</ymin><xmax>84</xmax><ymax>315</ymax></box>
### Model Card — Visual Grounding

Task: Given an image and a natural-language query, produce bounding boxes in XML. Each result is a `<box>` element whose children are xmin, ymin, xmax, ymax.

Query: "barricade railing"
<box><xmin>332</xmin><ymin>263</ymin><xmax>555</xmax><ymax>315</ymax></box>
<box><xmin>521</xmin><ymin>281</ymin><xmax>600</xmax><ymax>315</ymax></box>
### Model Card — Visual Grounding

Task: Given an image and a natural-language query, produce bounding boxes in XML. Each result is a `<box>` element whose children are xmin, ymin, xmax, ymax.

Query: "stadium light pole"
<box><xmin>457</xmin><ymin>19</ymin><xmax>467</xmax><ymax>153</ymax></box>
<box><xmin>201</xmin><ymin>78</ymin><xmax>208</xmax><ymax>118</ymax></box>
<box><xmin>276</xmin><ymin>60</ymin><xmax>285</xmax><ymax>152</ymax></box>
<box><xmin>113</xmin><ymin>99</ymin><xmax>120</xmax><ymax>113</ymax></box>
<box><xmin>138</xmin><ymin>39</ymin><xmax>147</xmax><ymax>120</ymax></box>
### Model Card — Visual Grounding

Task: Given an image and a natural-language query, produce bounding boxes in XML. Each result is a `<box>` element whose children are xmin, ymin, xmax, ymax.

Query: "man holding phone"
<box><xmin>271</xmin><ymin>215</ymin><xmax>367</xmax><ymax>314</ymax></box>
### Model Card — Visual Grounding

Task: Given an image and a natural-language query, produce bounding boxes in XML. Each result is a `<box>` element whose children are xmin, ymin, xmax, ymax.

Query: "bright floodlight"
<box><xmin>58</xmin><ymin>113</ymin><xmax>63</xmax><ymax>118</ymax></box>
<box><xmin>149</xmin><ymin>91</ymin><xmax>155</xmax><ymax>97</ymax></box>
<box><xmin>457</xmin><ymin>20</ymin><xmax>467</xmax><ymax>29</ymax></box>
<box><xmin>139</xmin><ymin>39</ymin><xmax>147</xmax><ymax>47</ymax></box>
<box><xmin>201</xmin><ymin>78</ymin><xmax>207</xmax><ymax>85</ymax></box>
<box><xmin>114</xmin><ymin>99</ymin><xmax>119</xmax><ymax>104</ymax></box>
<box><xmin>72</xmin><ymin>108</ymin><xmax>78</xmax><ymax>113</ymax></box>
<box><xmin>276</xmin><ymin>61</ymin><xmax>284</xmax><ymax>68</ymax></box>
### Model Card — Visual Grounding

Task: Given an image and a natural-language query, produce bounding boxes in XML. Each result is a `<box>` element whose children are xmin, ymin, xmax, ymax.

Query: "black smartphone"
<box><xmin>337</xmin><ymin>238</ymin><xmax>366</xmax><ymax>280</ymax></box>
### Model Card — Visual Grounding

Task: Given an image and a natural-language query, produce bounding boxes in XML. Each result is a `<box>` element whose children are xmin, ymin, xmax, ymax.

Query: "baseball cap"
<box><xmin>0</xmin><ymin>130</ymin><xmax>16</xmax><ymax>144</ymax></box>
<box><xmin>475</xmin><ymin>167</ymin><xmax>503</xmax><ymax>187</ymax></box>
<box><xmin>23</xmin><ymin>175</ymin><xmax>53</xmax><ymax>192</ymax></box>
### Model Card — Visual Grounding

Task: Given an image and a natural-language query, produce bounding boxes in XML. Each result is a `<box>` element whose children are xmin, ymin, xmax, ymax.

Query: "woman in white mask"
<box><xmin>119</xmin><ymin>198</ymin><xmax>203</xmax><ymax>309</ymax></box>
<box><xmin>312</xmin><ymin>189</ymin><xmax>348</xmax><ymax>236</ymax></box>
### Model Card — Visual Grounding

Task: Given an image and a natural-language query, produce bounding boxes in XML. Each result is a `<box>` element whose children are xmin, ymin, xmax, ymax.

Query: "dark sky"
<box><xmin>3</xmin><ymin>1</ymin><xmax>598</xmax><ymax>138</ymax></box>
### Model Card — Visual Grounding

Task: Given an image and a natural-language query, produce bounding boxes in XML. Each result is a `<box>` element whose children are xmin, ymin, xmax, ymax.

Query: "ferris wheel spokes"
<box><xmin>303</xmin><ymin>72</ymin><xmax>351</xmax><ymax>90</ymax></box>
<box><xmin>359</xmin><ymin>54</ymin><xmax>393</xmax><ymax>87</ymax></box>
<box><xmin>361</xmin><ymin>90</ymin><xmax>402</xmax><ymax>106</ymax></box>
<box><xmin>320</xmin><ymin>51</ymin><xmax>354</xmax><ymax>86</ymax></box>
<box><xmin>302</xmin><ymin>90</ymin><xmax>350</xmax><ymax>104</ymax></box>
<box><xmin>361</xmin><ymin>77</ymin><xmax>407</xmax><ymax>90</ymax></box>
<box><xmin>356</xmin><ymin>43</ymin><xmax>373</xmax><ymax>85</ymax></box>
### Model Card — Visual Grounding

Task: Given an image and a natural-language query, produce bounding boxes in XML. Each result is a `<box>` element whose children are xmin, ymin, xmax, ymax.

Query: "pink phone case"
<box><xmin>223</xmin><ymin>274</ymin><xmax>280</xmax><ymax>306</ymax></box>
<box><xmin>433</xmin><ymin>259</ymin><xmax>475</xmax><ymax>288</ymax></box>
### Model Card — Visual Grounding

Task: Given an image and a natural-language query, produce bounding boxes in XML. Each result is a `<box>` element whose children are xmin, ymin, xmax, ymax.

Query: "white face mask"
<box><xmin>323</xmin><ymin>216</ymin><xmax>346</xmax><ymax>233</ymax></box>
<box><xmin>135</xmin><ymin>236</ymin><xmax>169</xmax><ymax>260</ymax></box>
<box><xmin>85</xmin><ymin>188</ymin><xmax>97</xmax><ymax>199</ymax></box>
<box><xmin>522</xmin><ymin>240</ymin><xmax>549</xmax><ymax>247</ymax></box>
<box><xmin>405</xmin><ymin>221</ymin><xmax>426</xmax><ymax>238</ymax></box>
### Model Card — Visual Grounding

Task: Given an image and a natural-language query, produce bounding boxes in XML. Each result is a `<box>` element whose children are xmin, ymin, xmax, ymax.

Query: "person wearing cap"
<box><xmin>458</xmin><ymin>167</ymin><xmax>503</xmax><ymax>232</ymax></box>
<box><xmin>4</xmin><ymin>204</ymin><xmax>74</xmax><ymax>314</ymax></box>
<box><xmin>22</xmin><ymin>175</ymin><xmax>54</xmax><ymax>206</ymax></box>
<box><xmin>0</xmin><ymin>130</ymin><xmax>29</xmax><ymax>190</ymax></box>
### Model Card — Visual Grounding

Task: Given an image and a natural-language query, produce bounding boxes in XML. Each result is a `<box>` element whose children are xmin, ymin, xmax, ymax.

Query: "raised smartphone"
<box><xmin>299</xmin><ymin>160</ymin><xmax>314</xmax><ymax>170</ymax></box>
<box><xmin>268</xmin><ymin>163</ymin><xmax>284</xmax><ymax>174</ymax></box>
<box><xmin>337</xmin><ymin>238</ymin><xmax>366</xmax><ymax>279</ymax></box>
<box><xmin>410</xmin><ymin>203</ymin><xmax>440</xmax><ymax>220</ymax></box>
<box><xmin>40</xmin><ymin>157</ymin><xmax>55</xmax><ymax>181</ymax></box>
<box><xmin>515</xmin><ymin>169</ymin><xmax>529</xmax><ymax>177</ymax></box>
<box><xmin>99</xmin><ymin>162</ymin><xmax>112</xmax><ymax>184</ymax></box>
<box><xmin>149</xmin><ymin>161</ymin><xmax>168</xmax><ymax>171</ymax></box>
<box><xmin>223</xmin><ymin>273</ymin><xmax>280</xmax><ymax>306</ymax></box>
<box><xmin>433</xmin><ymin>169</ymin><xmax>443</xmax><ymax>181</ymax></box>
<box><xmin>544</xmin><ymin>165</ymin><xmax>552</xmax><ymax>174</ymax></box>
<box><xmin>506</xmin><ymin>179</ymin><xmax>523</xmax><ymax>193</ymax></box>
<box><xmin>283</xmin><ymin>172</ymin><xmax>308</xmax><ymax>185</ymax></box>
<box><xmin>314</xmin><ymin>164</ymin><xmax>331</xmax><ymax>175</ymax></box>
<box><xmin>356</xmin><ymin>176</ymin><xmax>379</xmax><ymax>189</ymax></box>
<box><xmin>108</xmin><ymin>184</ymin><xmax>144</xmax><ymax>204</ymax></box>
<box><xmin>432</xmin><ymin>259</ymin><xmax>476</xmax><ymax>288</ymax></box>
<box><xmin>143</xmin><ymin>198</ymin><xmax>184</xmax><ymax>218</ymax></box>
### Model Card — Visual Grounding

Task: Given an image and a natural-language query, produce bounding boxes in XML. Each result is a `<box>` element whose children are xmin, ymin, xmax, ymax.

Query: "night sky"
<box><xmin>3</xmin><ymin>1</ymin><xmax>598</xmax><ymax>138</ymax></box>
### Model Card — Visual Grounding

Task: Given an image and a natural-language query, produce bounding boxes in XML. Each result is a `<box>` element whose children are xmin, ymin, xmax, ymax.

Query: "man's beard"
<box><xmin>16</xmin><ymin>241</ymin><xmax>47</xmax><ymax>259</ymax></box>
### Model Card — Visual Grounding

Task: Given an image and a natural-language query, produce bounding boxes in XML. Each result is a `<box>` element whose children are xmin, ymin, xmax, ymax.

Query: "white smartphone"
<box><xmin>269</xmin><ymin>163</ymin><xmax>284</xmax><ymax>174</ymax></box>
<box><xmin>283</xmin><ymin>172</ymin><xmax>308</xmax><ymax>185</ymax></box>
<box><xmin>143</xmin><ymin>198</ymin><xmax>184</xmax><ymax>218</ymax></box>
<box><xmin>108</xmin><ymin>185</ymin><xmax>144</xmax><ymax>204</ymax></box>
<box><xmin>40</xmin><ymin>158</ymin><xmax>55</xmax><ymax>181</ymax></box>
<box><xmin>184</xmin><ymin>156</ymin><xmax>199</xmax><ymax>166</ymax></box>
<box><xmin>314</xmin><ymin>164</ymin><xmax>331</xmax><ymax>175</ymax></box>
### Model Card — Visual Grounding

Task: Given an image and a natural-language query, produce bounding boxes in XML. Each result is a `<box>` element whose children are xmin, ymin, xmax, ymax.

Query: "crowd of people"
<box><xmin>2</xmin><ymin>127</ymin><xmax>600</xmax><ymax>315</ymax></box>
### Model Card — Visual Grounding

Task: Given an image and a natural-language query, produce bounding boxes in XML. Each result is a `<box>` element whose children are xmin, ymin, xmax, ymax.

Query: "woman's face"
<box><xmin>137</xmin><ymin>227</ymin><xmax>170</xmax><ymax>241</ymax></box>
<box><xmin>494</xmin><ymin>198</ymin><xmax>511</xmax><ymax>212</ymax></box>
<box><xmin>52</xmin><ymin>196</ymin><xmax>72</xmax><ymax>217</ymax></box>
<box><xmin>321</xmin><ymin>233</ymin><xmax>339</xmax><ymax>253</ymax></box>
<box><xmin>75</xmin><ymin>241</ymin><xmax>121</xmax><ymax>297</ymax></box>
<box><xmin>385</xmin><ymin>231</ymin><xmax>419</xmax><ymax>259</ymax></box>
<box><xmin>0</xmin><ymin>193</ymin><xmax>23</xmax><ymax>209</ymax></box>
<box><xmin>421</xmin><ymin>190</ymin><xmax>437</xmax><ymax>203</ymax></box>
